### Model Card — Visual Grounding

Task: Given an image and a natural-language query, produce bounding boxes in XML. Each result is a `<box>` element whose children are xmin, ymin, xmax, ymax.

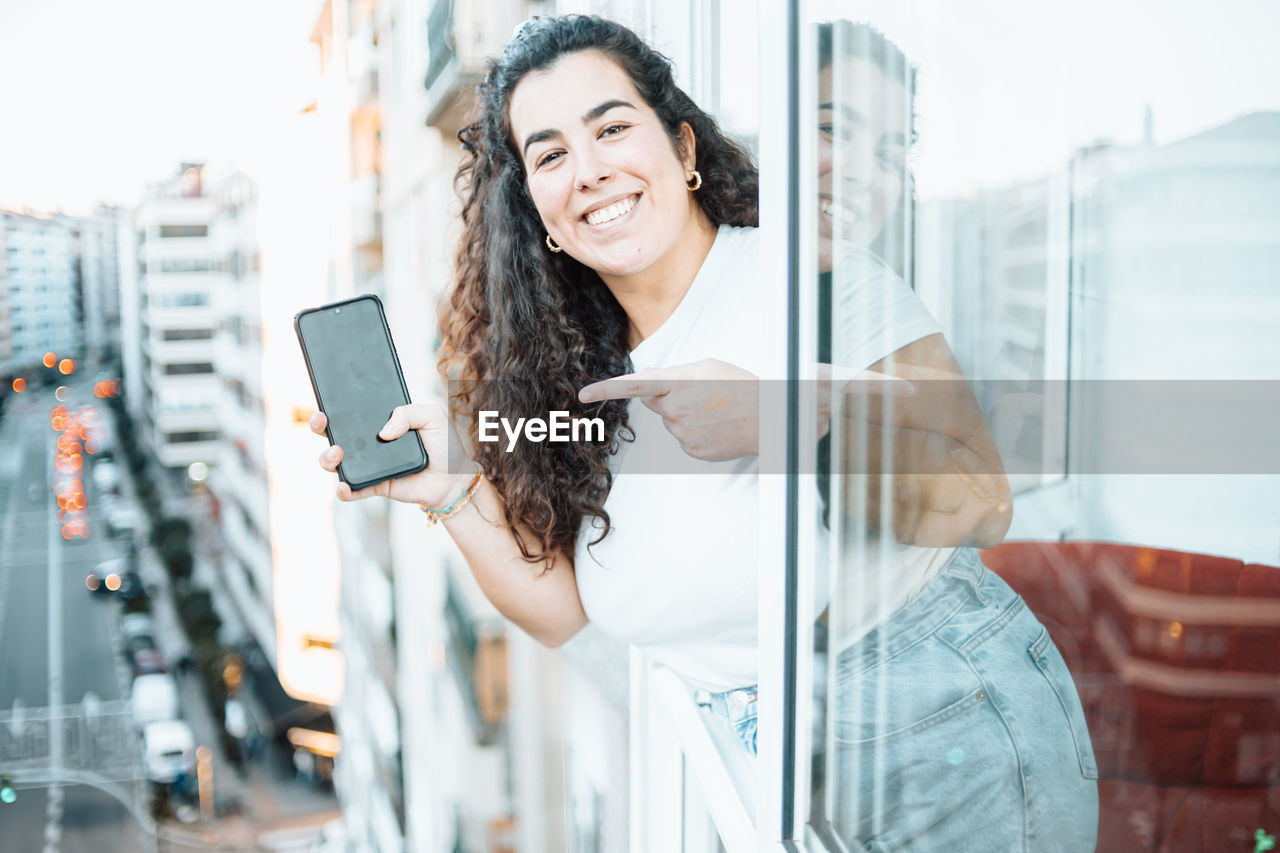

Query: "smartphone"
<box><xmin>294</xmin><ymin>294</ymin><xmax>428</xmax><ymax>491</ymax></box>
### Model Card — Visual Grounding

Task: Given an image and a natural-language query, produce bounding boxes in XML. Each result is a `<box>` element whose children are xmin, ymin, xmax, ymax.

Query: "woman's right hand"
<box><xmin>310</xmin><ymin>404</ymin><xmax>474</xmax><ymax>508</ymax></box>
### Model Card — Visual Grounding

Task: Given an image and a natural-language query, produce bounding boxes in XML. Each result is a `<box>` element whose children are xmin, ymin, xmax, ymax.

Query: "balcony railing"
<box><xmin>443</xmin><ymin>575</ymin><xmax>508</xmax><ymax>746</ymax></box>
<box><xmin>423</xmin><ymin>0</ymin><xmax>526</xmax><ymax>130</ymax></box>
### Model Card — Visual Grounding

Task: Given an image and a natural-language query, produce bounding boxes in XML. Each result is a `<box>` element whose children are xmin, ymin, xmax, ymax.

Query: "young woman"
<box><xmin>811</xmin><ymin>23</ymin><xmax>1098</xmax><ymax>851</ymax></box>
<box><xmin>310</xmin><ymin>14</ymin><xmax>1096</xmax><ymax>849</ymax></box>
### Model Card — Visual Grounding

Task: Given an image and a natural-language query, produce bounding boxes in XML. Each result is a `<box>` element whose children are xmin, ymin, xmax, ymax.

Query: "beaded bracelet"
<box><xmin>418</xmin><ymin>463</ymin><xmax>485</xmax><ymax>527</ymax></box>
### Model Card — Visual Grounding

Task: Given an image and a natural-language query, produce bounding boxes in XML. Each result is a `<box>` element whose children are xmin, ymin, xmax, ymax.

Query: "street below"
<box><xmin>0</xmin><ymin>374</ymin><xmax>151</xmax><ymax>852</ymax></box>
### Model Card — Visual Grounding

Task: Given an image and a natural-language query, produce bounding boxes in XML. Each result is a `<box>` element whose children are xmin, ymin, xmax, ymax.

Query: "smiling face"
<box><xmin>508</xmin><ymin>50</ymin><xmax>704</xmax><ymax>285</ymax></box>
<box><xmin>817</xmin><ymin>54</ymin><xmax>910</xmax><ymax>272</ymax></box>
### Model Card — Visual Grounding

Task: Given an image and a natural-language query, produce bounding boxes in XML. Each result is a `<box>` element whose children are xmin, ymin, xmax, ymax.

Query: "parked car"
<box><xmin>131</xmin><ymin>673</ymin><xmax>178</xmax><ymax>727</ymax></box>
<box><xmin>117</xmin><ymin>570</ymin><xmax>147</xmax><ymax>602</ymax></box>
<box><xmin>123</xmin><ymin>629</ymin><xmax>156</xmax><ymax>657</ymax></box>
<box><xmin>86</xmin><ymin>557</ymin><xmax>126</xmax><ymax>597</ymax></box>
<box><xmin>142</xmin><ymin>719</ymin><xmax>195</xmax><ymax>785</ymax></box>
<box><xmin>120</xmin><ymin>612</ymin><xmax>154</xmax><ymax>643</ymax></box>
<box><xmin>130</xmin><ymin>648</ymin><xmax>167</xmax><ymax>679</ymax></box>
<box><xmin>92</xmin><ymin>459</ymin><xmax>120</xmax><ymax>495</ymax></box>
<box><xmin>106</xmin><ymin>504</ymin><xmax>143</xmax><ymax>539</ymax></box>
<box><xmin>121</xmin><ymin>614</ymin><xmax>161</xmax><ymax>663</ymax></box>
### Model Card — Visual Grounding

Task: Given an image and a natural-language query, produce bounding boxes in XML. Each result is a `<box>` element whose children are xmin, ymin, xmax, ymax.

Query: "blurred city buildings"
<box><xmin>0</xmin><ymin>203</ymin><xmax>122</xmax><ymax>390</ymax></box>
<box><xmin>78</xmin><ymin>206</ymin><xmax>125</xmax><ymax>366</ymax></box>
<box><xmin>307</xmin><ymin>1</ymin><xmax>542</xmax><ymax>848</ymax></box>
<box><xmin>1</xmin><ymin>210</ymin><xmax>81</xmax><ymax>378</ymax></box>
<box><xmin>203</xmin><ymin>162</ymin><xmax>280</xmax><ymax>674</ymax></box>
<box><xmin>1058</xmin><ymin>112</ymin><xmax>1280</xmax><ymax>561</ymax></box>
<box><xmin>119</xmin><ymin>165</ymin><xmax>223</xmax><ymax>474</ymax></box>
<box><xmin>922</xmin><ymin>110</ymin><xmax>1280</xmax><ymax>563</ymax></box>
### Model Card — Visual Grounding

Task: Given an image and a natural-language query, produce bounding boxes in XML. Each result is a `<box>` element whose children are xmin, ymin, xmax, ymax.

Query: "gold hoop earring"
<box><xmin>686</xmin><ymin>170</ymin><xmax>702</xmax><ymax>192</ymax></box>
<box><xmin>546</xmin><ymin>234</ymin><xmax>563</xmax><ymax>253</ymax></box>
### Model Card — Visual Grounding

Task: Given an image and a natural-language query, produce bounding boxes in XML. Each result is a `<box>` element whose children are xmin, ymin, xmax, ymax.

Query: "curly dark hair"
<box><xmin>438</xmin><ymin>14</ymin><xmax>758</xmax><ymax>568</ymax></box>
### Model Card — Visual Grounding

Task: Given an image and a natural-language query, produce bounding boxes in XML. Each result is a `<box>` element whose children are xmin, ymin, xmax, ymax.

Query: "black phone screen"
<box><xmin>295</xmin><ymin>295</ymin><xmax>427</xmax><ymax>490</ymax></box>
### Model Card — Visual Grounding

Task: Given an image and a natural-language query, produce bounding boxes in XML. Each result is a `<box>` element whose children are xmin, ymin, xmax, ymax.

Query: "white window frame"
<box><xmin>626</xmin><ymin>1</ymin><xmax>821</xmax><ymax>850</ymax></box>
<box><xmin>758</xmin><ymin>1</ymin><xmax>821</xmax><ymax>847</ymax></box>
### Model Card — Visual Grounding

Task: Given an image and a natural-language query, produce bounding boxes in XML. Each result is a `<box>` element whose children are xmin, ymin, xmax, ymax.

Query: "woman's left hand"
<box><xmin>579</xmin><ymin>358</ymin><xmax>760</xmax><ymax>461</ymax></box>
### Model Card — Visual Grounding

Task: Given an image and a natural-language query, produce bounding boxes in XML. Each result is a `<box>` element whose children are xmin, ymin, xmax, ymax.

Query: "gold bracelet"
<box><xmin>418</xmin><ymin>463</ymin><xmax>484</xmax><ymax>527</ymax></box>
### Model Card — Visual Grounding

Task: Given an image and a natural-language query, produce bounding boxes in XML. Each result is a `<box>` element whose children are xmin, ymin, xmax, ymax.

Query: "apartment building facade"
<box><xmin>123</xmin><ymin>165</ymin><xmax>224</xmax><ymax>475</ymax></box>
<box><xmin>202</xmin><ymin>162</ymin><xmax>281</xmax><ymax>664</ymax></box>
<box><xmin>304</xmin><ymin>1</ymin><xmax>510</xmax><ymax>848</ymax></box>
<box><xmin>78</xmin><ymin>205</ymin><xmax>125</xmax><ymax>364</ymax></box>
<box><xmin>0</xmin><ymin>210</ymin><xmax>80</xmax><ymax>378</ymax></box>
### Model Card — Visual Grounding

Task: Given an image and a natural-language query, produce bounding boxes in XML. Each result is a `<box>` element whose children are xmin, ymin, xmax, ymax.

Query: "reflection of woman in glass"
<box><xmin>817</xmin><ymin>25</ymin><xmax>912</xmax><ymax>277</ymax></box>
<box><xmin>814</xmin><ymin>21</ymin><xmax>1098</xmax><ymax>851</ymax></box>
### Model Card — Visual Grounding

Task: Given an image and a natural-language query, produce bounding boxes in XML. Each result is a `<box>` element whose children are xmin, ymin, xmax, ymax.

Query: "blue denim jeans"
<box><xmin>699</xmin><ymin>548</ymin><xmax>1098</xmax><ymax>852</ymax></box>
<box><xmin>695</xmin><ymin>686</ymin><xmax>759</xmax><ymax>754</ymax></box>
<box><xmin>828</xmin><ymin>547</ymin><xmax>1098</xmax><ymax>852</ymax></box>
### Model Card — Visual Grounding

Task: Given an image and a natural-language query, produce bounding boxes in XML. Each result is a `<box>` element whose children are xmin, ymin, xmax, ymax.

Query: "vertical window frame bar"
<box><xmin>791</xmin><ymin>1</ymin><xmax>820</xmax><ymax>844</ymax></box>
<box><xmin>757</xmin><ymin>0</ymin><xmax>818</xmax><ymax>847</ymax></box>
<box><xmin>755</xmin><ymin>0</ymin><xmax>793</xmax><ymax>845</ymax></box>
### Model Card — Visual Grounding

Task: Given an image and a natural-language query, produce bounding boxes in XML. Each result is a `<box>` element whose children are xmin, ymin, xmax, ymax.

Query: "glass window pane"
<box><xmin>798</xmin><ymin>3</ymin><xmax>1280</xmax><ymax>850</ymax></box>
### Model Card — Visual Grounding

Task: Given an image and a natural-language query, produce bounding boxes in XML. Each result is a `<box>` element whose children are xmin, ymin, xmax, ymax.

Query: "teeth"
<box><xmin>819</xmin><ymin>197</ymin><xmax>858</xmax><ymax>225</ymax></box>
<box><xmin>585</xmin><ymin>195</ymin><xmax>638</xmax><ymax>226</ymax></box>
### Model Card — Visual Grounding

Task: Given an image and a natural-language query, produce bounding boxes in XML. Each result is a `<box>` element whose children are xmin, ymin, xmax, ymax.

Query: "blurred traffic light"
<box><xmin>0</xmin><ymin>774</ymin><xmax>15</xmax><ymax>804</ymax></box>
<box><xmin>58</xmin><ymin>358</ymin><xmax>74</xmax><ymax>375</ymax></box>
<box><xmin>42</xmin><ymin>352</ymin><xmax>57</xmax><ymax>369</ymax></box>
<box><xmin>11</xmin><ymin>378</ymin><xmax>25</xmax><ymax>393</ymax></box>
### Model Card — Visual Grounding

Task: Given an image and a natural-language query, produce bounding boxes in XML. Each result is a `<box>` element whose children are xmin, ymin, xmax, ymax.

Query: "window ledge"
<box><xmin>649</xmin><ymin>665</ymin><xmax>757</xmax><ymax>852</ymax></box>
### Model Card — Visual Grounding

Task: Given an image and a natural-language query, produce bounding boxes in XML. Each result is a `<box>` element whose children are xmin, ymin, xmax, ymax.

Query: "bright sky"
<box><xmin>809</xmin><ymin>0</ymin><xmax>1280</xmax><ymax>196</ymax></box>
<box><xmin>0</xmin><ymin>0</ymin><xmax>321</xmax><ymax>215</ymax></box>
<box><xmin>2</xmin><ymin>0</ymin><xmax>1277</xmax><ymax>214</ymax></box>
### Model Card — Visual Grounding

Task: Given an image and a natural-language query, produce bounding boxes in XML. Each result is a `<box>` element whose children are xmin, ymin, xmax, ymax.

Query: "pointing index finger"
<box><xmin>579</xmin><ymin>372</ymin><xmax>672</xmax><ymax>403</ymax></box>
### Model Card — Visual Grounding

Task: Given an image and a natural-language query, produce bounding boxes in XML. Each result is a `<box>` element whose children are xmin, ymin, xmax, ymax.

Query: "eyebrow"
<box><xmin>521</xmin><ymin>99</ymin><xmax>638</xmax><ymax>160</ymax></box>
<box><xmin>818</xmin><ymin>101</ymin><xmax>907</xmax><ymax>146</ymax></box>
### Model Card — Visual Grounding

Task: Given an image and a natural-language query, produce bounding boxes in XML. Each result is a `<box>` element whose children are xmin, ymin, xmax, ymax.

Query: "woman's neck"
<box><xmin>600</xmin><ymin>212</ymin><xmax>719</xmax><ymax>350</ymax></box>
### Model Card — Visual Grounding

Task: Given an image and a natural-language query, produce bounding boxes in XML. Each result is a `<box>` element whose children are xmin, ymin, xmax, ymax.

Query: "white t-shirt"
<box><xmin>574</xmin><ymin>225</ymin><xmax>947</xmax><ymax>691</ymax></box>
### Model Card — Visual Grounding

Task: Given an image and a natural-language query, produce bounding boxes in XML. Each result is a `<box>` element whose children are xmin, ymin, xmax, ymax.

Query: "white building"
<box><xmin>126</xmin><ymin>165</ymin><xmax>224</xmax><ymax>475</ymax></box>
<box><xmin>187</xmin><ymin>146</ymin><xmax>347</xmax><ymax>762</ymax></box>
<box><xmin>0</xmin><ymin>210</ymin><xmax>80</xmax><ymax>377</ymax></box>
<box><xmin>1059</xmin><ymin>112</ymin><xmax>1280</xmax><ymax>563</ymax></box>
<box><xmin>307</xmin><ymin>1</ymin><xmax>488</xmax><ymax>847</ymax></box>
<box><xmin>922</xmin><ymin>111</ymin><xmax>1280</xmax><ymax>563</ymax></box>
<box><xmin>78</xmin><ymin>205</ymin><xmax>125</xmax><ymax>364</ymax></box>
<box><xmin>202</xmin><ymin>163</ymin><xmax>280</xmax><ymax>663</ymax></box>
<box><xmin>0</xmin><ymin>220</ymin><xmax>12</xmax><ymax>379</ymax></box>
<box><xmin>286</xmin><ymin>1</ymin><xmax>546</xmax><ymax>848</ymax></box>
